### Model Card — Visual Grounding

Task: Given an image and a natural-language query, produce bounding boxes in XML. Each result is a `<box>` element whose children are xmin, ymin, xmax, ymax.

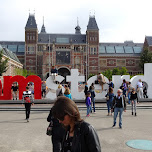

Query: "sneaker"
<box><xmin>27</xmin><ymin>119</ymin><xmax>29</xmax><ymax>122</ymax></box>
<box><xmin>112</xmin><ymin>125</ymin><xmax>116</xmax><ymax>128</ymax></box>
<box><xmin>132</xmin><ymin>112</ymin><xmax>133</xmax><ymax>115</ymax></box>
<box><xmin>86</xmin><ymin>114</ymin><xmax>90</xmax><ymax>117</ymax></box>
<box><xmin>135</xmin><ymin>113</ymin><xmax>137</xmax><ymax>116</ymax></box>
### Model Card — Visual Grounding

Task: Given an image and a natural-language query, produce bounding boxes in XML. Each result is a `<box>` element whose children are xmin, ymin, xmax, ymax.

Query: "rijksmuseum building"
<box><xmin>0</xmin><ymin>14</ymin><xmax>151</xmax><ymax>79</ymax></box>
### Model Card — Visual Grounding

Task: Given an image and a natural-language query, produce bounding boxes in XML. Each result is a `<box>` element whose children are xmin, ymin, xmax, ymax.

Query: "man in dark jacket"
<box><xmin>112</xmin><ymin>89</ymin><xmax>126</xmax><ymax>129</ymax></box>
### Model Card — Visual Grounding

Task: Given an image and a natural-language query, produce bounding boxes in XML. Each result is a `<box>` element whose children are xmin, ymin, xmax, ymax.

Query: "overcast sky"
<box><xmin>0</xmin><ymin>0</ymin><xmax>152</xmax><ymax>43</ymax></box>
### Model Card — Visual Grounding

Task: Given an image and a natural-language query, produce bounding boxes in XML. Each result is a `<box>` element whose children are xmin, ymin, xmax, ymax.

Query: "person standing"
<box><xmin>22</xmin><ymin>86</ymin><xmax>34</xmax><ymax>122</ymax></box>
<box><xmin>85</xmin><ymin>92</ymin><xmax>92</xmax><ymax>117</ymax></box>
<box><xmin>64</xmin><ymin>88</ymin><xmax>72</xmax><ymax>99</ymax></box>
<box><xmin>108</xmin><ymin>78</ymin><xmax>114</xmax><ymax>88</ymax></box>
<box><xmin>130</xmin><ymin>88</ymin><xmax>138</xmax><ymax>116</ymax></box>
<box><xmin>122</xmin><ymin>79</ymin><xmax>127</xmax><ymax>97</ymax></box>
<box><xmin>105</xmin><ymin>87</ymin><xmax>114</xmax><ymax>116</ymax></box>
<box><xmin>47</xmin><ymin>108</ymin><xmax>65</xmax><ymax>152</ymax></box>
<box><xmin>11</xmin><ymin>82</ymin><xmax>19</xmax><ymax>100</ymax></box>
<box><xmin>84</xmin><ymin>82</ymin><xmax>88</xmax><ymax>97</ymax></box>
<box><xmin>56</xmin><ymin>84</ymin><xmax>63</xmax><ymax>97</ymax></box>
<box><xmin>137</xmin><ymin>79</ymin><xmax>143</xmax><ymax>98</ymax></box>
<box><xmin>42</xmin><ymin>81</ymin><xmax>47</xmax><ymax>98</ymax></box>
<box><xmin>127</xmin><ymin>82</ymin><xmax>133</xmax><ymax>104</ymax></box>
<box><xmin>52</xmin><ymin>96</ymin><xmax>101</xmax><ymax>152</ymax></box>
<box><xmin>112</xmin><ymin>89</ymin><xmax>126</xmax><ymax>129</ymax></box>
<box><xmin>89</xmin><ymin>86</ymin><xmax>96</xmax><ymax>113</ymax></box>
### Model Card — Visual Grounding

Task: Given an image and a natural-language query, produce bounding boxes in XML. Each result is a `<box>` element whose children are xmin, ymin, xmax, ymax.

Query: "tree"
<box><xmin>139</xmin><ymin>47</ymin><xmax>152</xmax><ymax>72</ymax></box>
<box><xmin>0</xmin><ymin>50</ymin><xmax>8</xmax><ymax>76</ymax></box>
<box><xmin>102</xmin><ymin>67</ymin><xmax>129</xmax><ymax>79</ymax></box>
<box><xmin>14</xmin><ymin>68</ymin><xmax>36</xmax><ymax>77</ymax></box>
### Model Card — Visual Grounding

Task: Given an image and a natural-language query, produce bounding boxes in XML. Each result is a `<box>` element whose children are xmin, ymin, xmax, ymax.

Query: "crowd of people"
<box><xmin>9</xmin><ymin>70</ymin><xmax>149</xmax><ymax>152</ymax></box>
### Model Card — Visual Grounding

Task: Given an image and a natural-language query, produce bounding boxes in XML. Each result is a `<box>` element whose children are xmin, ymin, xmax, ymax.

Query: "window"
<box><xmin>106</xmin><ymin>46</ymin><xmax>115</xmax><ymax>53</ymax></box>
<box><xmin>27</xmin><ymin>46</ymin><xmax>35</xmax><ymax>54</ymax></box>
<box><xmin>115</xmin><ymin>46</ymin><xmax>124</xmax><ymax>53</ymax></box>
<box><xmin>124</xmin><ymin>46</ymin><xmax>133</xmax><ymax>53</ymax></box>
<box><xmin>8</xmin><ymin>45</ymin><xmax>17</xmax><ymax>52</ymax></box>
<box><xmin>18</xmin><ymin>45</ymin><xmax>25</xmax><ymax>52</ymax></box>
<box><xmin>99</xmin><ymin>46</ymin><xmax>105</xmax><ymax>53</ymax></box>
<box><xmin>56</xmin><ymin>38</ymin><xmax>69</xmax><ymax>44</ymax></box>
<box><xmin>94</xmin><ymin>48</ymin><xmax>97</xmax><ymax>54</ymax></box>
<box><xmin>91</xmin><ymin>48</ymin><xmax>94</xmax><ymax>54</ymax></box>
<box><xmin>134</xmin><ymin>47</ymin><xmax>142</xmax><ymax>53</ymax></box>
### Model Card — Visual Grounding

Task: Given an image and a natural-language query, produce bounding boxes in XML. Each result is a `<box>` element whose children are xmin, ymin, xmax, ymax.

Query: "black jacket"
<box><xmin>61</xmin><ymin>121</ymin><xmax>101</xmax><ymax>152</ymax></box>
<box><xmin>112</xmin><ymin>95</ymin><xmax>126</xmax><ymax>110</ymax></box>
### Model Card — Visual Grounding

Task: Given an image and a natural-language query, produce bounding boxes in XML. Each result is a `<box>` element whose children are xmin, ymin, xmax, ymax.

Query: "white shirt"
<box><xmin>137</xmin><ymin>81</ymin><xmax>143</xmax><ymax>88</ymax></box>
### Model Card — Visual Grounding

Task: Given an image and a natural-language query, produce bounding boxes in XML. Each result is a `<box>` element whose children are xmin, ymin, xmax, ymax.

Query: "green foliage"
<box><xmin>88</xmin><ymin>73</ymin><xmax>95</xmax><ymax>79</ymax></box>
<box><xmin>102</xmin><ymin>69</ymin><xmax>112</xmax><ymax>79</ymax></box>
<box><xmin>14</xmin><ymin>68</ymin><xmax>36</xmax><ymax>77</ymax></box>
<box><xmin>0</xmin><ymin>50</ymin><xmax>8</xmax><ymax>76</ymax></box>
<box><xmin>139</xmin><ymin>48</ymin><xmax>152</xmax><ymax>71</ymax></box>
<box><xmin>102</xmin><ymin>67</ymin><xmax>129</xmax><ymax>79</ymax></box>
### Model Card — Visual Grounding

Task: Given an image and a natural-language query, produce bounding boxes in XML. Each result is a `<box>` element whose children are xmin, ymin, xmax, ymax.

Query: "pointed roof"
<box><xmin>25</xmin><ymin>14</ymin><xmax>37</xmax><ymax>29</ymax></box>
<box><xmin>87</xmin><ymin>16</ymin><xmax>99</xmax><ymax>30</ymax></box>
<box><xmin>75</xmin><ymin>18</ymin><xmax>81</xmax><ymax>34</ymax></box>
<box><xmin>145</xmin><ymin>36</ymin><xmax>152</xmax><ymax>46</ymax></box>
<box><xmin>40</xmin><ymin>17</ymin><xmax>46</xmax><ymax>33</ymax></box>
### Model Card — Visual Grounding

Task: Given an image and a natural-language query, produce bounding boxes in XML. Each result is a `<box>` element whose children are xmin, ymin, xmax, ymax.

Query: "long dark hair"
<box><xmin>52</xmin><ymin>96</ymin><xmax>82</xmax><ymax>124</ymax></box>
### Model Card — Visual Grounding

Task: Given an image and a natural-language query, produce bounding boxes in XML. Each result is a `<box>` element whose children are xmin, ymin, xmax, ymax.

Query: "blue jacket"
<box><xmin>86</xmin><ymin>97</ymin><xmax>91</xmax><ymax>106</ymax></box>
<box><xmin>64</xmin><ymin>93</ymin><xmax>72</xmax><ymax>99</ymax></box>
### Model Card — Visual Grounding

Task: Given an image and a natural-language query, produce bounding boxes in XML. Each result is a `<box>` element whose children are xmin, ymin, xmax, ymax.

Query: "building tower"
<box><xmin>75</xmin><ymin>18</ymin><xmax>81</xmax><ymax>34</ymax></box>
<box><xmin>86</xmin><ymin>15</ymin><xmax>99</xmax><ymax>76</ymax></box>
<box><xmin>25</xmin><ymin>13</ymin><xmax>38</xmax><ymax>74</ymax></box>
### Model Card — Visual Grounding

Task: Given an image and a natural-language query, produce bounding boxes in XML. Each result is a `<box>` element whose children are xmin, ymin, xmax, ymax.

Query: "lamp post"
<box><xmin>49</xmin><ymin>35</ymin><xmax>51</xmax><ymax>76</ymax></box>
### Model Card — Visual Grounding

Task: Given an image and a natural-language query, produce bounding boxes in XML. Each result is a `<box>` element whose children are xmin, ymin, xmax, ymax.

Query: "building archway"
<box><xmin>58</xmin><ymin>67</ymin><xmax>71</xmax><ymax>84</ymax></box>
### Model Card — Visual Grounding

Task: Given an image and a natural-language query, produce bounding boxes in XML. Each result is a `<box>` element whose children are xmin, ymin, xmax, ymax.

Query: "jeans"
<box><xmin>107</xmin><ymin>101</ymin><xmax>112</xmax><ymax>113</ymax></box>
<box><xmin>128</xmin><ymin>92</ymin><xmax>131</xmax><ymax>104</ymax></box>
<box><xmin>131</xmin><ymin>100</ymin><xmax>137</xmax><ymax>113</ymax></box>
<box><xmin>113</xmin><ymin>107</ymin><xmax>123</xmax><ymax>127</ymax></box>
<box><xmin>87</xmin><ymin>105</ymin><xmax>92</xmax><ymax>115</ymax></box>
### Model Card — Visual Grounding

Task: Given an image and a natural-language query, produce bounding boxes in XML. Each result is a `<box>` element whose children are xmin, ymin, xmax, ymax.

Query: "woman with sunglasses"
<box><xmin>52</xmin><ymin>96</ymin><xmax>101</xmax><ymax>152</ymax></box>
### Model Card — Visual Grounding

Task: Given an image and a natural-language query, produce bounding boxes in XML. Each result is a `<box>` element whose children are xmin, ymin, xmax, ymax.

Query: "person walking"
<box><xmin>89</xmin><ymin>86</ymin><xmax>96</xmax><ymax>113</ymax></box>
<box><xmin>47</xmin><ymin>108</ymin><xmax>65</xmax><ymax>152</ymax></box>
<box><xmin>130</xmin><ymin>88</ymin><xmax>138</xmax><ymax>116</ymax></box>
<box><xmin>112</xmin><ymin>89</ymin><xmax>126</xmax><ymax>129</ymax></box>
<box><xmin>105</xmin><ymin>87</ymin><xmax>114</xmax><ymax>116</ymax></box>
<box><xmin>85</xmin><ymin>92</ymin><xmax>92</xmax><ymax>117</ymax></box>
<box><xmin>22</xmin><ymin>86</ymin><xmax>34</xmax><ymax>122</ymax></box>
<box><xmin>52</xmin><ymin>96</ymin><xmax>101</xmax><ymax>152</ymax></box>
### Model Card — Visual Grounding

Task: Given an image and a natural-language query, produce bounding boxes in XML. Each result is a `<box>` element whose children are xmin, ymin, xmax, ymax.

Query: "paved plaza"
<box><xmin>0</xmin><ymin>102</ymin><xmax>152</xmax><ymax>152</ymax></box>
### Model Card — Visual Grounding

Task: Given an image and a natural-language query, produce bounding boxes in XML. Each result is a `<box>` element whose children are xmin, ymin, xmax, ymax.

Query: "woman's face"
<box><xmin>58</xmin><ymin>115</ymin><xmax>71</xmax><ymax>126</ymax></box>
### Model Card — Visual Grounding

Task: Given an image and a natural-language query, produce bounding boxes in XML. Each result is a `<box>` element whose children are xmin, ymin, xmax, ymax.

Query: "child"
<box><xmin>130</xmin><ymin>88</ymin><xmax>138</xmax><ymax>116</ymax></box>
<box><xmin>85</xmin><ymin>92</ymin><xmax>92</xmax><ymax>117</ymax></box>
